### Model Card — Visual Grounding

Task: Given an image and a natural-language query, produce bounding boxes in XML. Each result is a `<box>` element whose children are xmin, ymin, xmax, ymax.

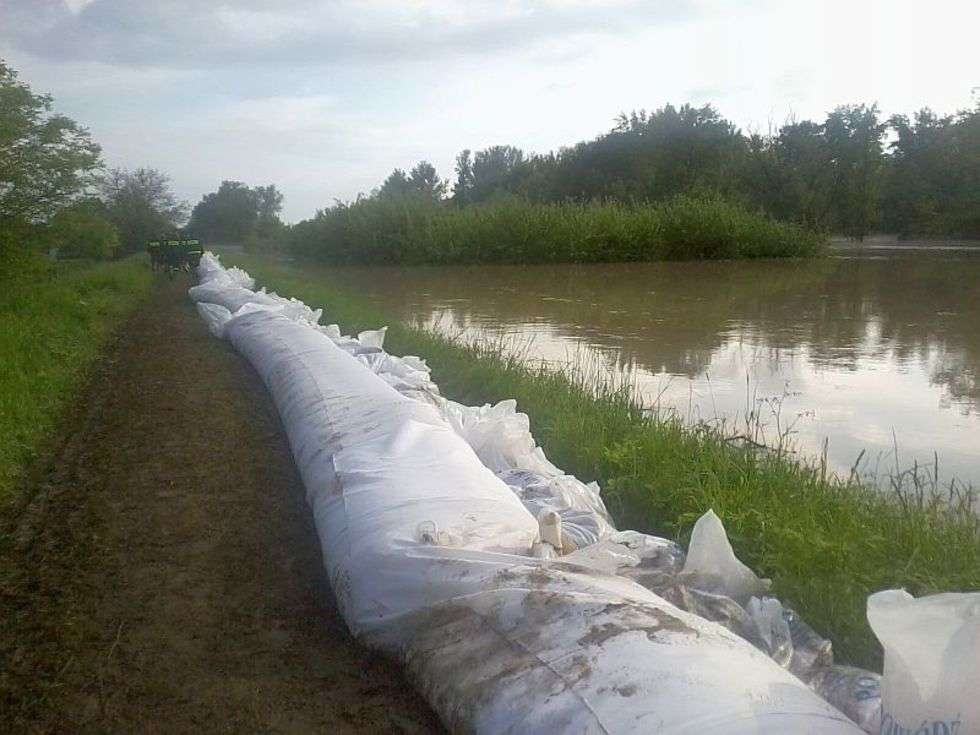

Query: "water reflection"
<box><xmin>325</xmin><ymin>248</ymin><xmax>980</xmax><ymax>485</ymax></box>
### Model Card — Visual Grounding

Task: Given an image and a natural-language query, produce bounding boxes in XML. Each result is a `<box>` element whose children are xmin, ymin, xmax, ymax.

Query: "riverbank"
<box><xmin>226</xmin><ymin>253</ymin><xmax>980</xmax><ymax>670</ymax></box>
<box><xmin>0</xmin><ymin>277</ymin><xmax>441</xmax><ymax>731</ymax></box>
<box><xmin>287</xmin><ymin>194</ymin><xmax>825</xmax><ymax>264</ymax></box>
<box><xmin>0</xmin><ymin>258</ymin><xmax>152</xmax><ymax>504</ymax></box>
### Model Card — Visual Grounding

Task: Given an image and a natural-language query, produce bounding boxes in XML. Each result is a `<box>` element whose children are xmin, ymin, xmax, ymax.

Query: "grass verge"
<box><xmin>287</xmin><ymin>194</ymin><xmax>826</xmax><ymax>264</ymax></box>
<box><xmin>0</xmin><ymin>258</ymin><xmax>152</xmax><ymax>502</ymax></box>
<box><xmin>226</xmin><ymin>253</ymin><xmax>980</xmax><ymax>671</ymax></box>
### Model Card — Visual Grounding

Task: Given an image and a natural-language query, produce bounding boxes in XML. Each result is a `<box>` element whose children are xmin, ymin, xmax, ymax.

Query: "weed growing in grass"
<box><xmin>226</xmin><ymin>254</ymin><xmax>980</xmax><ymax>671</ymax></box>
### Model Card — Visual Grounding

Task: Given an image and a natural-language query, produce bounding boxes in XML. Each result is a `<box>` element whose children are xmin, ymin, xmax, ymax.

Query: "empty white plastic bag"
<box><xmin>867</xmin><ymin>589</ymin><xmax>980</xmax><ymax>734</ymax></box>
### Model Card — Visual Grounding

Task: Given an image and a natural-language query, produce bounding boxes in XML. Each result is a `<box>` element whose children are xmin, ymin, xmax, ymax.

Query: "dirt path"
<box><xmin>0</xmin><ymin>278</ymin><xmax>442</xmax><ymax>734</ymax></box>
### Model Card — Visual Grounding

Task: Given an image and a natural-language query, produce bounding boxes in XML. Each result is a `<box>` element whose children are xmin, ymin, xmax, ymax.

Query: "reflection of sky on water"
<box><xmin>330</xmin><ymin>248</ymin><xmax>980</xmax><ymax>488</ymax></box>
<box><xmin>423</xmin><ymin>309</ymin><xmax>980</xmax><ymax>485</ymax></box>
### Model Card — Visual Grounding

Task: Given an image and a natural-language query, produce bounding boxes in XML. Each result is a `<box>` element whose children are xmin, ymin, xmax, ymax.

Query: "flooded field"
<box><xmin>325</xmin><ymin>245</ymin><xmax>980</xmax><ymax>486</ymax></box>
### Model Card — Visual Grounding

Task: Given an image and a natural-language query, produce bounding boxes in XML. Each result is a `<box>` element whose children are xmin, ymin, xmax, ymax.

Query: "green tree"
<box><xmin>249</xmin><ymin>183</ymin><xmax>286</xmax><ymax>251</ymax></box>
<box><xmin>0</xmin><ymin>60</ymin><xmax>102</xmax><ymax>224</ymax></box>
<box><xmin>740</xmin><ymin>119</ymin><xmax>838</xmax><ymax>228</ymax></box>
<box><xmin>378</xmin><ymin>162</ymin><xmax>446</xmax><ymax>201</ymax></box>
<box><xmin>520</xmin><ymin>104</ymin><xmax>744</xmax><ymax>203</ymax></box>
<box><xmin>407</xmin><ymin>161</ymin><xmax>446</xmax><ymax>200</ymax></box>
<box><xmin>377</xmin><ymin>169</ymin><xmax>412</xmax><ymax>198</ymax></box>
<box><xmin>187</xmin><ymin>181</ymin><xmax>285</xmax><ymax>249</ymax></box>
<box><xmin>452</xmin><ymin>149</ymin><xmax>474</xmax><ymax>204</ymax></box>
<box><xmin>47</xmin><ymin>198</ymin><xmax>119</xmax><ymax>259</ymax></box>
<box><xmin>186</xmin><ymin>180</ymin><xmax>258</xmax><ymax>243</ymax></box>
<box><xmin>824</xmin><ymin>104</ymin><xmax>885</xmax><ymax>239</ymax></box>
<box><xmin>453</xmin><ymin>146</ymin><xmax>526</xmax><ymax>204</ymax></box>
<box><xmin>101</xmin><ymin>167</ymin><xmax>188</xmax><ymax>253</ymax></box>
<box><xmin>882</xmin><ymin>106</ymin><xmax>980</xmax><ymax>237</ymax></box>
<box><xmin>254</xmin><ymin>184</ymin><xmax>284</xmax><ymax>222</ymax></box>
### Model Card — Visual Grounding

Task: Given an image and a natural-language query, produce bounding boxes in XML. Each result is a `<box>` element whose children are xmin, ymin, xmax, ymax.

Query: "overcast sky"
<box><xmin>2</xmin><ymin>0</ymin><xmax>977</xmax><ymax>221</ymax></box>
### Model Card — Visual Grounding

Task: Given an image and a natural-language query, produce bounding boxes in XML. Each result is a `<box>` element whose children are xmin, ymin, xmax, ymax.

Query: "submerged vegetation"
<box><xmin>0</xmin><ymin>259</ymin><xmax>151</xmax><ymax>502</ymax></box>
<box><xmin>287</xmin><ymin>194</ymin><xmax>824</xmax><ymax>265</ymax></box>
<box><xmin>227</xmin><ymin>254</ymin><xmax>980</xmax><ymax>670</ymax></box>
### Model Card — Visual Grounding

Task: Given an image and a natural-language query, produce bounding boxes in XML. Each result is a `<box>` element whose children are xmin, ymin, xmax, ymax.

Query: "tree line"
<box><xmin>153</xmin><ymin>101</ymin><xmax>980</xmax><ymax>253</ymax></box>
<box><xmin>0</xmin><ymin>61</ymin><xmax>283</xmax><ymax>272</ymax></box>
<box><xmin>3</xmin><ymin>54</ymin><xmax>978</xmax><ymax>274</ymax></box>
<box><xmin>407</xmin><ymin>102</ymin><xmax>977</xmax><ymax>240</ymax></box>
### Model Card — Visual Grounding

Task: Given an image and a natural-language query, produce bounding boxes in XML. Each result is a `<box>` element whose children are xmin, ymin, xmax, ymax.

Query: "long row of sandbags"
<box><xmin>189</xmin><ymin>254</ymin><xmax>865</xmax><ymax>734</ymax></box>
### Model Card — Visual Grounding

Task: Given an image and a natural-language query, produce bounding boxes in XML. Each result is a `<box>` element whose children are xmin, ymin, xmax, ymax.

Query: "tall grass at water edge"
<box><xmin>0</xmin><ymin>258</ymin><xmax>152</xmax><ymax>504</ymax></box>
<box><xmin>226</xmin><ymin>254</ymin><xmax>980</xmax><ymax>671</ymax></box>
<box><xmin>287</xmin><ymin>194</ymin><xmax>826</xmax><ymax>264</ymax></box>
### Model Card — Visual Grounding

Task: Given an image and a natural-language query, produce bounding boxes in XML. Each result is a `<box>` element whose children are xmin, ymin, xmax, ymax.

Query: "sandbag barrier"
<box><xmin>190</xmin><ymin>253</ymin><xmax>880</xmax><ymax>733</ymax></box>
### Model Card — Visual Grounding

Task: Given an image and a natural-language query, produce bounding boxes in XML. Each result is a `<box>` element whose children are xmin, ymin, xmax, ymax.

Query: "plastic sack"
<box><xmin>784</xmin><ymin>604</ymin><xmax>835</xmax><ymax>680</ymax></box>
<box><xmin>681</xmin><ymin>509</ymin><xmax>771</xmax><ymax>603</ymax></box>
<box><xmin>564</xmin><ymin>529</ymin><xmax>686</xmax><ymax>579</ymax></box>
<box><xmin>497</xmin><ymin>469</ymin><xmax>616</xmax><ymax>552</ymax></box>
<box><xmin>195</xmin><ymin>302</ymin><xmax>232</xmax><ymax>338</ymax></box>
<box><xmin>810</xmin><ymin>666</ymin><xmax>882</xmax><ymax>734</ymax></box>
<box><xmin>747</xmin><ymin>596</ymin><xmax>794</xmax><ymax>668</ymax></box>
<box><xmin>867</xmin><ymin>589</ymin><xmax>980</xmax><ymax>734</ymax></box>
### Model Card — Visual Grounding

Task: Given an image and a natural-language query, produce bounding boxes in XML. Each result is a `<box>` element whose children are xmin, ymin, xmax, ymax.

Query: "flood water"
<box><xmin>328</xmin><ymin>245</ymin><xmax>980</xmax><ymax>487</ymax></box>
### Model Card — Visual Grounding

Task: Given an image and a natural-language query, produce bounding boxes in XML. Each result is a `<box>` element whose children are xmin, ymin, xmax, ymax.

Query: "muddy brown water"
<box><xmin>321</xmin><ymin>244</ymin><xmax>980</xmax><ymax>488</ymax></box>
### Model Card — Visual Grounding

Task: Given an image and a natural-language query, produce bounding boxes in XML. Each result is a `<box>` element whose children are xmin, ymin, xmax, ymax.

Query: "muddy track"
<box><xmin>0</xmin><ymin>277</ymin><xmax>442</xmax><ymax>734</ymax></box>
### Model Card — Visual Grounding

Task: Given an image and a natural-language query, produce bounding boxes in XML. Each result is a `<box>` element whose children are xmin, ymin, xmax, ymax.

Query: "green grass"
<box><xmin>0</xmin><ymin>258</ymin><xmax>152</xmax><ymax>501</ymax></box>
<box><xmin>287</xmin><ymin>193</ymin><xmax>826</xmax><ymax>264</ymax></box>
<box><xmin>227</xmin><ymin>253</ymin><xmax>979</xmax><ymax>671</ymax></box>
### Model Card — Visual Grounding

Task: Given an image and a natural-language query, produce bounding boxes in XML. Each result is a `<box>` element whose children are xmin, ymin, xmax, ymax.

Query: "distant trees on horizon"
<box><xmin>185</xmin><ymin>181</ymin><xmax>285</xmax><ymax>249</ymax></box>
<box><xmin>1</xmin><ymin>59</ymin><xmax>189</xmax><ymax>267</ymax></box>
<box><xmin>324</xmin><ymin>101</ymin><xmax>979</xmax><ymax>242</ymax></box>
<box><xmin>4</xmin><ymin>50</ymin><xmax>979</xmax><ymax>273</ymax></box>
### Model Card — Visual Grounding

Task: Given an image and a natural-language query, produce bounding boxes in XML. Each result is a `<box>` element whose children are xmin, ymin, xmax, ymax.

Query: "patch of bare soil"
<box><xmin>0</xmin><ymin>277</ymin><xmax>442</xmax><ymax>733</ymax></box>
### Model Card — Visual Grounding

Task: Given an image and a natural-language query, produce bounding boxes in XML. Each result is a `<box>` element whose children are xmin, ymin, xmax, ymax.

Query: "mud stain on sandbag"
<box><xmin>615</xmin><ymin>684</ymin><xmax>638</xmax><ymax>697</ymax></box>
<box><xmin>579</xmin><ymin>605</ymin><xmax>699</xmax><ymax>648</ymax></box>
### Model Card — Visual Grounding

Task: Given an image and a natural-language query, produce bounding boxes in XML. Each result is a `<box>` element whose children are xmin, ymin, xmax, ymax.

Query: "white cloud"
<box><xmin>2</xmin><ymin>0</ymin><xmax>977</xmax><ymax>221</ymax></box>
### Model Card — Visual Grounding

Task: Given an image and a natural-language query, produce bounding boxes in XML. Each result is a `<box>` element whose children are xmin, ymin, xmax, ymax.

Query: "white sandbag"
<box><xmin>250</xmin><ymin>289</ymin><xmax>323</xmax><ymax>325</ymax></box>
<box><xmin>192</xmin><ymin>255</ymin><xmax>866</xmax><ymax>733</ymax></box>
<box><xmin>357</xmin><ymin>327</ymin><xmax>387</xmax><ymax>349</ymax></box>
<box><xmin>188</xmin><ymin>280</ymin><xmax>279</xmax><ymax>312</ymax></box>
<box><xmin>867</xmin><ymin>589</ymin><xmax>980</xmax><ymax>734</ymax></box>
<box><xmin>196</xmin><ymin>251</ymin><xmax>226</xmax><ymax>283</ymax></box>
<box><xmin>195</xmin><ymin>302</ymin><xmax>232</xmax><ymax>338</ymax></box>
<box><xmin>401</xmin><ymin>565</ymin><xmax>862</xmax><ymax>735</ymax></box>
<box><xmin>224</xmin><ymin>309</ymin><xmax>540</xmax><ymax>623</ymax></box>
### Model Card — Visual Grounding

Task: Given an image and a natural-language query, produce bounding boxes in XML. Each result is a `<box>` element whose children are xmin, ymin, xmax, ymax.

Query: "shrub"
<box><xmin>286</xmin><ymin>194</ymin><xmax>825</xmax><ymax>265</ymax></box>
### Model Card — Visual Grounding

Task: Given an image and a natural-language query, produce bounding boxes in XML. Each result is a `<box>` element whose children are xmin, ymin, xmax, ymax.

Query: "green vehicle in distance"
<box><xmin>147</xmin><ymin>238</ymin><xmax>204</xmax><ymax>275</ymax></box>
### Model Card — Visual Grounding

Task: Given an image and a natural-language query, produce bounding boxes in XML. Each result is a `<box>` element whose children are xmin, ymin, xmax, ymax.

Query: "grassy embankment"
<box><xmin>227</xmin><ymin>254</ymin><xmax>978</xmax><ymax>670</ymax></box>
<box><xmin>0</xmin><ymin>258</ymin><xmax>152</xmax><ymax>504</ymax></box>
<box><xmin>287</xmin><ymin>194</ymin><xmax>826</xmax><ymax>264</ymax></box>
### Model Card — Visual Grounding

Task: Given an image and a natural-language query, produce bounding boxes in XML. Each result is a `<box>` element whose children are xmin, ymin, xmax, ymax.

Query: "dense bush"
<box><xmin>47</xmin><ymin>199</ymin><xmax>119</xmax><ymax>259</ymax></box>
<box><xmin>286</xmin><ymin>194</ymin><xmax>824</xmax><ymax>265</ymax></box>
